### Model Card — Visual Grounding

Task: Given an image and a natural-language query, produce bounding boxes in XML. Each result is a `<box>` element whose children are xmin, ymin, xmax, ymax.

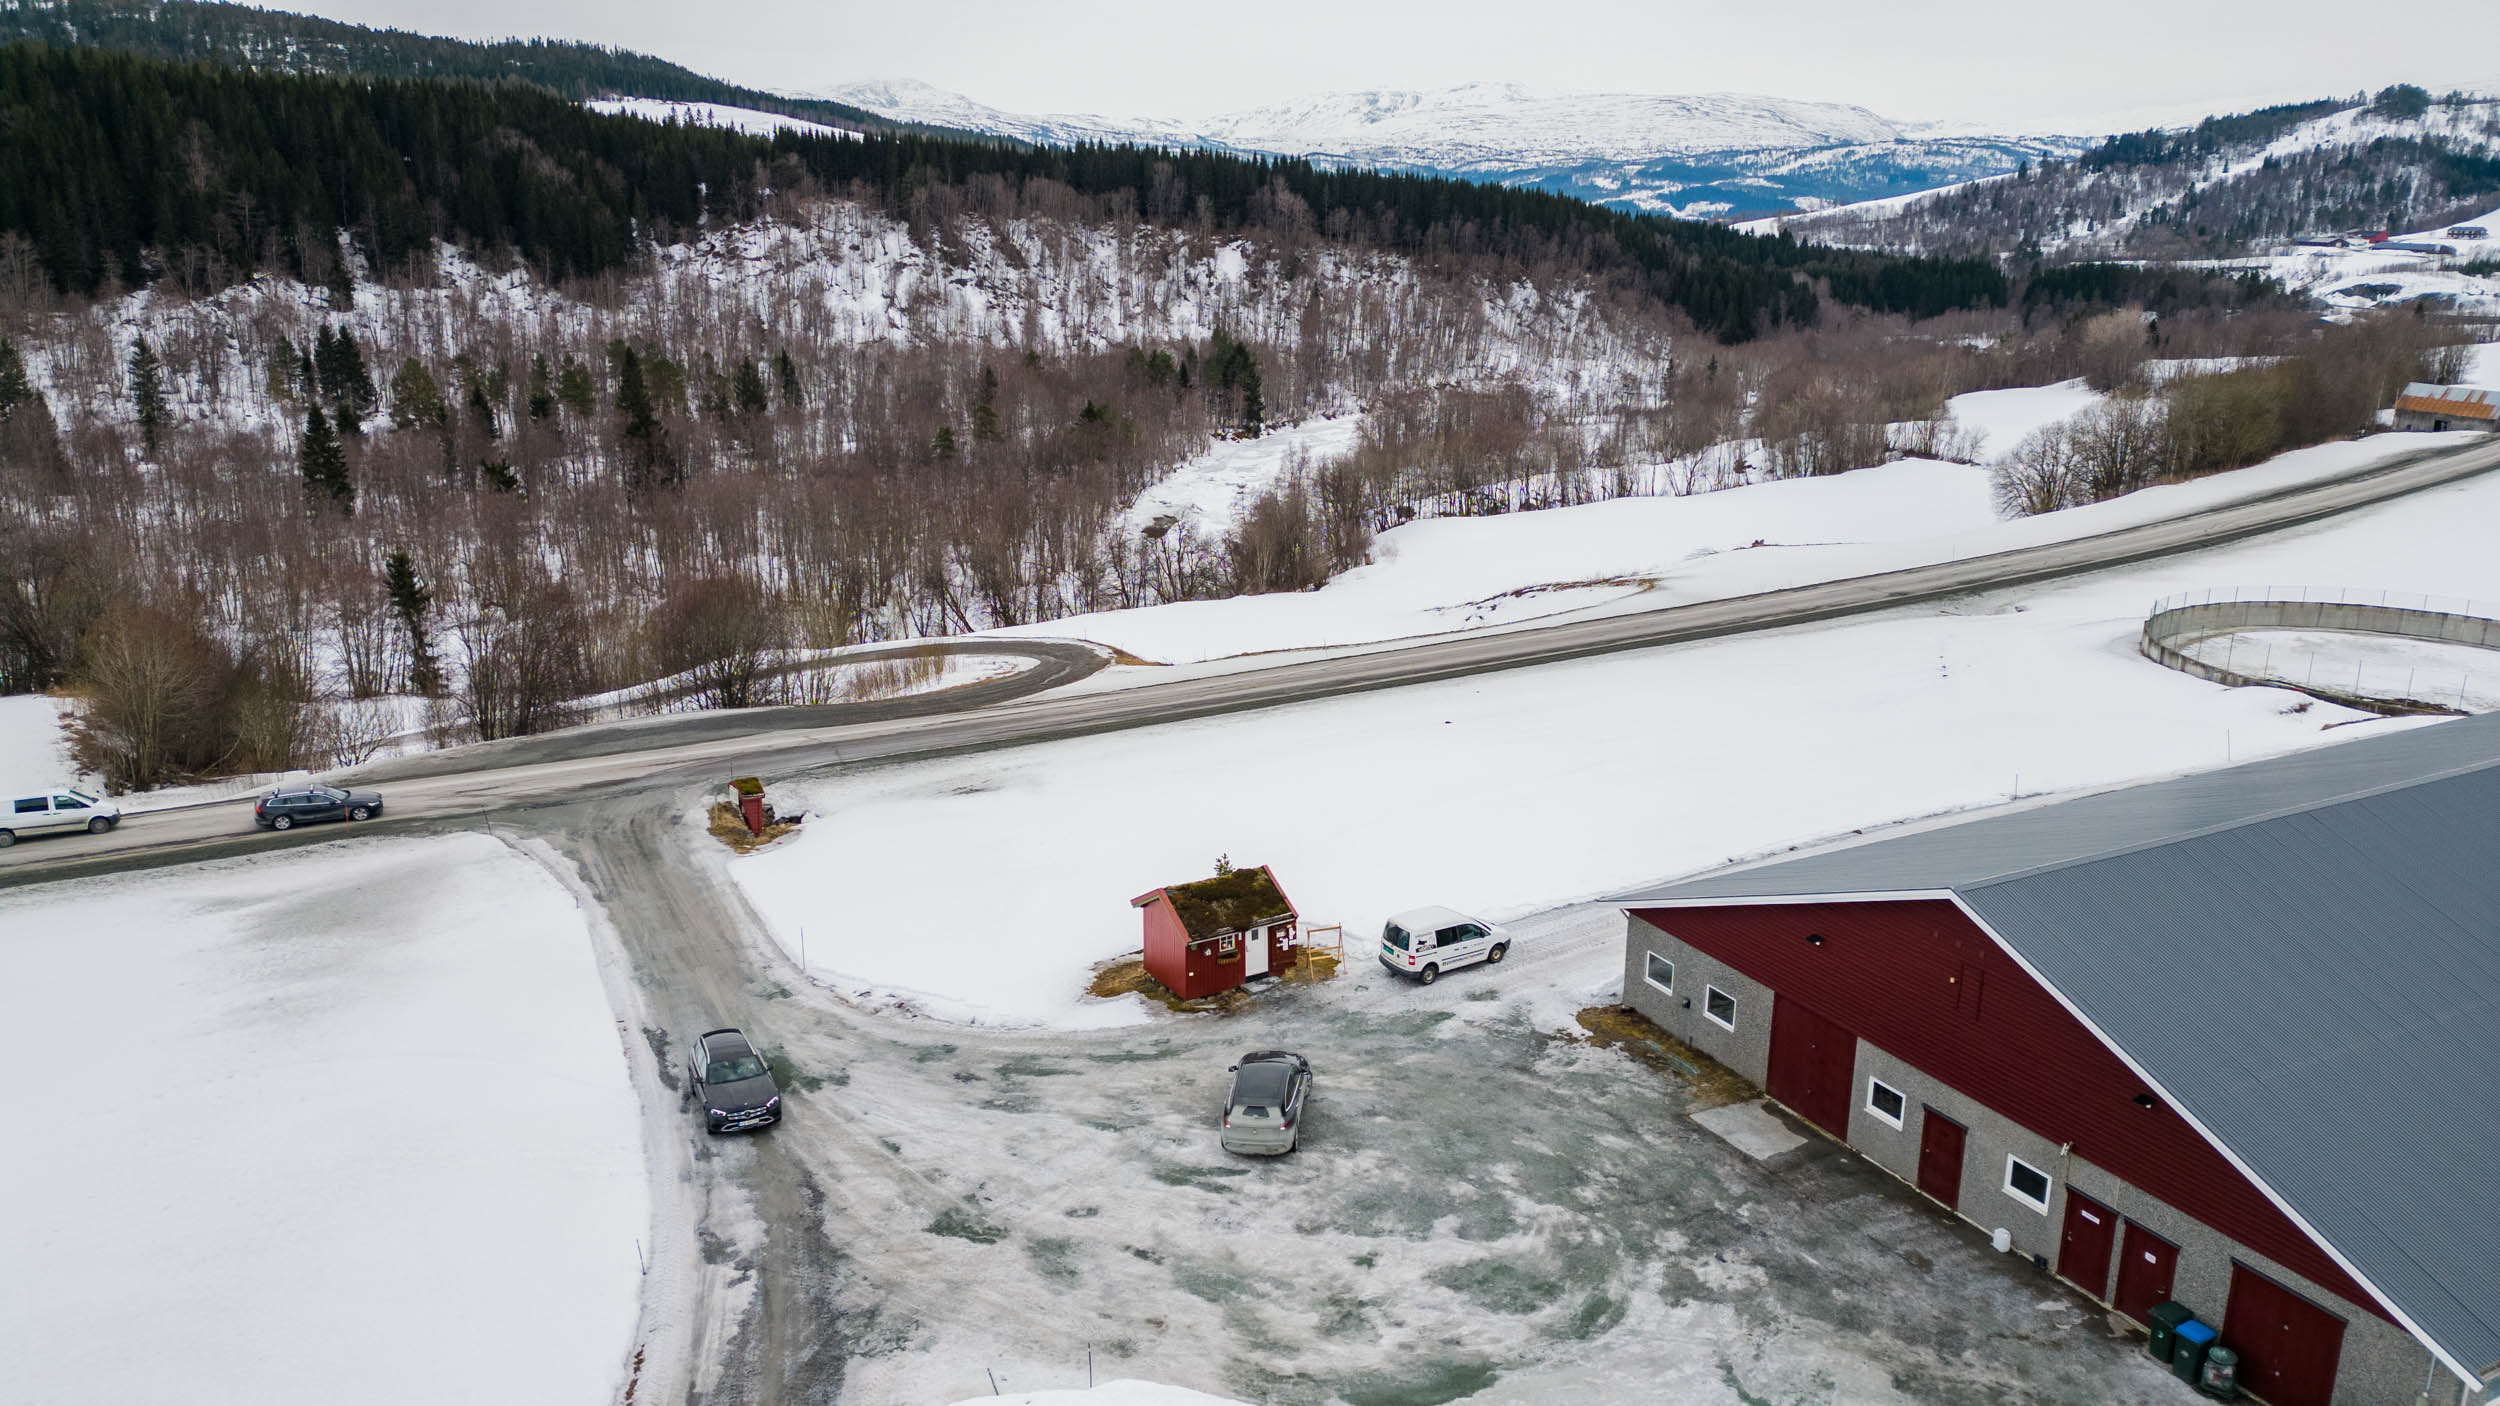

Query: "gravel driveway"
<box><xmin>544</xmin><ymin>805</ymin><xmax>2199</xmax><ymax>1406</ymax></box>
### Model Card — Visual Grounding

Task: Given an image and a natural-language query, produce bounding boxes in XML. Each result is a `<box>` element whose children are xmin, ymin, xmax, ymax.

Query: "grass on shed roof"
<box><xmin>1161</xmin><ymin>866</ymin><xmax>1292</xmax><ymax>940</ymax></box>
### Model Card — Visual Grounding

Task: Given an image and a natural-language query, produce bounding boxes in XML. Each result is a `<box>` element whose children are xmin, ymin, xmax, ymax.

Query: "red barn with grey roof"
<box><xmin>1614</xmin><ymin>713</ymin><xmax>2500</xmax><ymax>1406</ymax></box>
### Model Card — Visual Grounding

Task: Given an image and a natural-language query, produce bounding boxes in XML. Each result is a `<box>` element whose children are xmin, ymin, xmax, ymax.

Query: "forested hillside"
<box><xmin>0</xmin><ymin>0</ymin><xmax>903</xmax><ymax>135</ymax></box>
<box><xmin>0</xmin><ymin>43</ymin><xmax>2007</xmax><ymax>340</ymax></box>
<box><xmin>0</xmin><ymin>42</ymin><xmax>2463</xmax><ymax>791</ymax></box>
<box><xmin>1769</xmin><ymin>87</ymin><xmax>2500</xmax><ymax>262</ymax></box>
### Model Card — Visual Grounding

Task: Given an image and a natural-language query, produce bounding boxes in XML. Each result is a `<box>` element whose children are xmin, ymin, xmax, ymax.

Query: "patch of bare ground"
<box><xmin>1571</xmin><ymin>1004</ymin><xmax>1757</xmax><ymax>1108</ymax></box>
<box><xmin>1084</xmin><ymin>953</ymin><xmax>1255</xmax><ymax>1015</ymax></box>
<box><xmin>707</xmin><ymin>801</ymin><xmax>799</xmax><ymax>854</ymax></box>
<box><xmin>1103</xmin><ymin>646</ymin><xmax>1162</xmax><ymax>667</ymax></box>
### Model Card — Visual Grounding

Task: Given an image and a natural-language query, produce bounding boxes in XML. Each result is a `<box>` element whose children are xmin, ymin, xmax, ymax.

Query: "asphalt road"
<box><xmin>7</xmin><ymin>432</ymin><xmax>2495</xmax><ymax>889</ymax></box>
<box><xmin>10</xmin><ymin>434</ymin><xmax>2495</xmax><ymax>1404</ymax></box>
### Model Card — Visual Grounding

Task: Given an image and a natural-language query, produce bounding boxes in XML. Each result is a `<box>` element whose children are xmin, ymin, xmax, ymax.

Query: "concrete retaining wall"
<box><xmin>2140</xmin><ymin>598</ymin><xmax>2500</xmax><ymax>716</ymax></box>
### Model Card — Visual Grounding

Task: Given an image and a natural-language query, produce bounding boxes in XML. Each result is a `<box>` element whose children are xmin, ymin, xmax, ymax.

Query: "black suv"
<box><xmin>254</xmin><ymin>785</ymin><xmax>384</xmax><ymax>830</ymax></box>
<box><xmin>685</xmin><ymin>1028</ymin><xmax>781</xmax><ymax>1134</ymax></box>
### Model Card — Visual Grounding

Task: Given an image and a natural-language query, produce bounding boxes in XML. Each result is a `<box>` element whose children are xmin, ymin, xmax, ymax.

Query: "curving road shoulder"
<box><xmin>5</xmin><ymin>434</ymin><xmax>2496</xmax><ymax>890</ymax></box>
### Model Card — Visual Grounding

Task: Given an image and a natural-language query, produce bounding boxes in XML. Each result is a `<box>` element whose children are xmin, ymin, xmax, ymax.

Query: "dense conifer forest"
<box><xmin>0</xmin><ymin>42</ymin><xmax>2006</xmax><ymax>342</ymax></box>
<box><xmin>0</xmin><ymin>0</ymin><xmax>900</xmax><ymax>134</ymax></box>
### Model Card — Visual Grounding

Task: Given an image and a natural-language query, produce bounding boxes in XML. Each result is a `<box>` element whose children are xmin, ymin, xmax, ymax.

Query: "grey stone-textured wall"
<box><xmin>1619</xmin><ymin>914</ymin><xmax>1772</xmax><ymax>1085</ymax></box>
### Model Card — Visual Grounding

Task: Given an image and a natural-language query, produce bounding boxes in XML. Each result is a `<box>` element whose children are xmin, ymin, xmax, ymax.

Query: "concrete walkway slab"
<box><xmin>1691</xmin><ymin>1099</ymin><xmax>1808</xmax><ymax>1161</ymax></box>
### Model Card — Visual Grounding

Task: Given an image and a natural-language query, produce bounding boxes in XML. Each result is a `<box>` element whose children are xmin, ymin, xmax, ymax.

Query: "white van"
<box><xmin>1378</xmin><ymin>906</ymin><xmax>1510</xmax><ymax>985</ymax></box>
<box><xmin>0</xmin><ymin>787</ymin><xmax>121</xmax><ymax>847</ymax></box>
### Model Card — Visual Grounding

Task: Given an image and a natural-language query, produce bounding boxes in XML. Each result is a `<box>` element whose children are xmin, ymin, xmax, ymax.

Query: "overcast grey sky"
<box><xmin>282</xmin><ymin>0</ymin><xmax>2495</xmax><ymax>130</ymax></box>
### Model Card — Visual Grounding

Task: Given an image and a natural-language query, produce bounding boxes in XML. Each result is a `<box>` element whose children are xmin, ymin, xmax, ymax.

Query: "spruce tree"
<box><xmin>315</xmin><ymin>327</ymin><xmax>374</xmax><ymax>424</ymax></box>
<box><xmin>774</xmin><ymin>349</ymin><xmax>801</xmax><ymax>407</ymax></box>
<box><xmin>464</xmin><ymin>374</ymin><xmax>499</xmax><ymax>441</ymax></box>
<box><xmin>1238</xmin><ymin>359</ymin><xmax>1265</xmax><ymax>437</ymax></box>
<box><xmin>267</xmin><ymin>335</ymin><xmax>300</xmax><ymax>402</ymax></box>
<box><xmin>556</xmin><ymin>358</ymin><xmax>596</xmax><ymax>418</ymax></box>
<box><xmin>612</xmin><ymin>345</ymin><xmax>672</xmax><ymax>488</ymax></box>
<box><xmin>733</xmin><ymin>358</ymin><xmax>768</xmax><ymax>416</ymax></box>
<box><xmin>389</xmin><ymin>358</ymin><xmax>447</xmax><ymax>431</ymax></box>
<box><xmin>298</xmin><ymin>404</ymin><xmax>352</xmax><ymax>512</ymax></box>
<box><xmin>337</xmin><ymin>333</ymin><xmax>375</xmax><ymax>419</ymax></box>
<box><xmin>972</xmin><ymin>365</ymin><xmax>1001</xmax><ymax>442</ymax></box>
<box><xmin>127</xmin><ymin>337</ymin><xmax>166</xmax><ymax>455</ymax></box>
<box><xmin>382</xmin><ymin>550</ymin><xmax>441</xmax><ymax>696</ymax></box>
<box><xmin>0</xmin><ymin>338</ymin><xmax>62</xmax><ymax>472</ymax></box>
<box><xmin>526</xmin><ymin>353</ymin><xmax>555</xmax><ymax>420</ymax></box>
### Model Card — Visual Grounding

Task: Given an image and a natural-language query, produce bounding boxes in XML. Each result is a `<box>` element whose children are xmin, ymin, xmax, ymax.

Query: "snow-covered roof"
<box><xmin>1384</xmin><ymin>905</ymin><xmax>1479</xmax><ymax>933</ymax></box>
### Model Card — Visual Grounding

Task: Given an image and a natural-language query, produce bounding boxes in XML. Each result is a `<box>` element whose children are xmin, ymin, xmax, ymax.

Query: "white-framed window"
<box><xmin>1865</xmin><ymin>1077</ymin><xmax>1907</xmax><ymax>1130</ymax></box>
<box><xmin>1643</xmin><ymin>952</ymin><xmax>1675</xmax><ymax>994</ymax></box>
<box><xmin>1703</xmin><ymin>985</ymin><xmax>1737</xmax><ymax>1031</ymax></box>
<box><xmin>2003</xmin><ymin>1154</ymin><xmax>2053</xmax><ymax>1212</ymax></box>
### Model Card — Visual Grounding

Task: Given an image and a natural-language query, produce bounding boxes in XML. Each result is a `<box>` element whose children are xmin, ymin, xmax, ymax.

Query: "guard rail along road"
<box><xmin>9</xmin><ymin>432</ymin><xmax>2500</xmax><ymax>887</ymax></box>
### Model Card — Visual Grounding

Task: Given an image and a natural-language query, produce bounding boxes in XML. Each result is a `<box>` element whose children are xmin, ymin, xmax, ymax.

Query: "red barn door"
<box><xmin>1766</xmin><ymin>998</ymin><xmax>1857</xmax><ymax>1137</ymax></box>
<box><xmin>1916</xmin><ymin>1109</ymin><xmax>1966</xmax><ymax>1210</ymax></box>
<box><xmin>2223</xmin><ymin>1264</ymin><xmax>2345</xmax><ymax>1406</ymax></box>
<box><xmin>2056</xmin><ymin>1192</ymin><xmax>2118</xmax><ymax>1300</ymax></box>
<box><xmin>2113</xmin><ymin>1223</ymin><xmax>2179</xmax><ymax>1325</ymax></box>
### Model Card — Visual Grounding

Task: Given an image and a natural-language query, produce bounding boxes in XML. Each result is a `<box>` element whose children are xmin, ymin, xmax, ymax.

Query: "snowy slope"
<box><xmin>588</xmin><ymin>98</ymin><xmax>856</xmax><ymax>139</ymax></box>
<box><xmin>0</xmin><ymin>692</ymin><xmax>80</xmax><ymax>791</ymax></box>
<box><xmin>991</xmin><ymin>430</ymin><xmax>2445</xmax><ymax>669</ymax></box>
<box><xmin>818</xmin><ymin>79</ymin><xmax>2083</xmax><ymax>217</ymax></box>
<box><xmin>732</xmin><ymin>429</ymin><xmax>2493</xmax><ymax>1027</ymax></box>
<box><xmin>0</xmin><ymin>835</ymin><xmax>647</xmax><ymax>1406</ymax></box>
<box><xmin>1765</xmin><ymin>94</ymin><xmax>2500</xmax><ymax>262</ymax></box>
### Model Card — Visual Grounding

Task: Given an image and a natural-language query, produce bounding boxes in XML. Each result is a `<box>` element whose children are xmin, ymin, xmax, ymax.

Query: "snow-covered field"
<box><xmin>992</xmin><ymin>430</ymin><xmax>2473</xmax><ymax>667</ymax></box>
<box><xmin>733</xmin><ymin>448</ymin><xmax>2500</xmax><ymax>1029</ymax></box>
<box><xmin>0</xmin><ymin>691</ymin><xmax>80</xmax><ymax>792</ymax></box>
<box><xmin>1116</xmin><ymin>417</ymin><xmax>1364</xmax><ymax>544</ymax></box>
<box><xmin>2181</xmin><ymin>626</ymin><xmax>2500</xmax><ymax>711</ymax></box>
<box><xmin>1945</xmin><ymin>378</ymin><xmax>2101</xmax><ymax>457</ymax></box>
<box><xmin>587</xmin><ymin>98</ymin><xmax>855</xmax><ymax>139</ymax></box>
<box><xmin>0</xmin><ymin>835</ymin><xmax>647</xmax><ymax>1406</ymax></box>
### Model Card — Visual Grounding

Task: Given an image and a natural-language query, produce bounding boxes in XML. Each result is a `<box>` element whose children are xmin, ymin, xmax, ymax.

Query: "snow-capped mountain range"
<box><xmin>818</xmin><ymin>78</ymin><xmax>2088</xmax><ymax>218</ymax></box>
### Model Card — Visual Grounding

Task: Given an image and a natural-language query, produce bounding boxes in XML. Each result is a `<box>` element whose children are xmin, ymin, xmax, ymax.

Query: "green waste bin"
<box><xmin>2147</xmin><ymin>1302</ymin><xmax>2194</xmax><ymax>1363</ymax></box>
<box><xmin>2173</xmin><ymin>1318</ymin><xmax>2217</xmax><ymax>1383</ymax></box>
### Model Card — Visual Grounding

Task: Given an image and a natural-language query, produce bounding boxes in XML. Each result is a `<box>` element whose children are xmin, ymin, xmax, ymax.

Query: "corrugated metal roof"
<box><xmin>1615</xmin><ymin>713</ymin><xmax>2500</xmax><ymax>1379</ymax></box>
<box><xmin>2397</xmin><ymin>383</ymin><xmax>2500</xmax><ymax>419</ymax></box>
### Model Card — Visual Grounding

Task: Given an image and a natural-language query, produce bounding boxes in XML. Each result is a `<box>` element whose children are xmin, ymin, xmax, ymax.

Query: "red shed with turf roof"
<box><xmin>1132</xmin><ymin>866</ymin><xmax>1299</xmax><ymax>1000</ymax></box>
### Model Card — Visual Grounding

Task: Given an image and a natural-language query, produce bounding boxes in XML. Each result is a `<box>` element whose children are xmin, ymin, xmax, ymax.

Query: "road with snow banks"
<box><xmin>5</xmin><ymin>435</ymin><xmax>2498</xmax><ymax>1405</ymax></box>
<box><xmin>6</xmin><ymin>432</ymin><xmax>2496</xmax><ymax>890</ymax></box>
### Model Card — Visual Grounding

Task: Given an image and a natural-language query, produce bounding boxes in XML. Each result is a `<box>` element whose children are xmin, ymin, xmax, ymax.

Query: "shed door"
<box><xmin>1915</xmin><ymin>1109</ymin><xmax>1965</xmax><ymax>1211</ymax></box>
<box><xmin>1765</xmin><ymin>998</ymin><xmax>1856</xmax><ymax>1137</ymax></box>
<box><xmin>2056</xmin><ymin>1191</ymin><xmax>2118</xmax><ymax>1301</ymax></box>
<box><xmin>1242</xmin><ymin>927</ymin><xmax>1269</xmax><ymax>978</ymax></box>
<box><xmin>2223</xmin><ymin>1263</ymin><xmax>2345</xmax><ymax>1406</ymax></box>
<box><xmin>2112</xmin><ymin>1223</ymin><xmax>2178</xmax><ymax>1326</ymax></box>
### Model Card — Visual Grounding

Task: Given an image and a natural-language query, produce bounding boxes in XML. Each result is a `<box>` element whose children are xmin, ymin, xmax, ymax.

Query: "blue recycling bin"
<box><xmin>2172</xmin><ymin>1318</ymin><xmax>2218</xmax><ymax>1383</ymax></box>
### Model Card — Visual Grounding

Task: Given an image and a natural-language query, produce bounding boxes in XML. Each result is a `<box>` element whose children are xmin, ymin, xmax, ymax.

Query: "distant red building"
<box><xmin>1131</xmin><ymin>866</ymin><xmax>1299</xmax><ymax>1000</ymax></box>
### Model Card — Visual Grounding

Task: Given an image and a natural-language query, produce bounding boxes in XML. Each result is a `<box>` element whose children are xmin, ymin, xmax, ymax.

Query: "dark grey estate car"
<box><xmin>254</xmin><ymin>785</ymin><xmax>384</xmax><ymax>830</ymax></box>
<box><xmin>686</xmin><ymin>1028</ymin><xmax>781</xmax><ymax>1134</ymax></box>
<box><xmin>1221</xmin><ymin>1049</ymin><xmax>1312</xmax><ymax>1156</ymax></box>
